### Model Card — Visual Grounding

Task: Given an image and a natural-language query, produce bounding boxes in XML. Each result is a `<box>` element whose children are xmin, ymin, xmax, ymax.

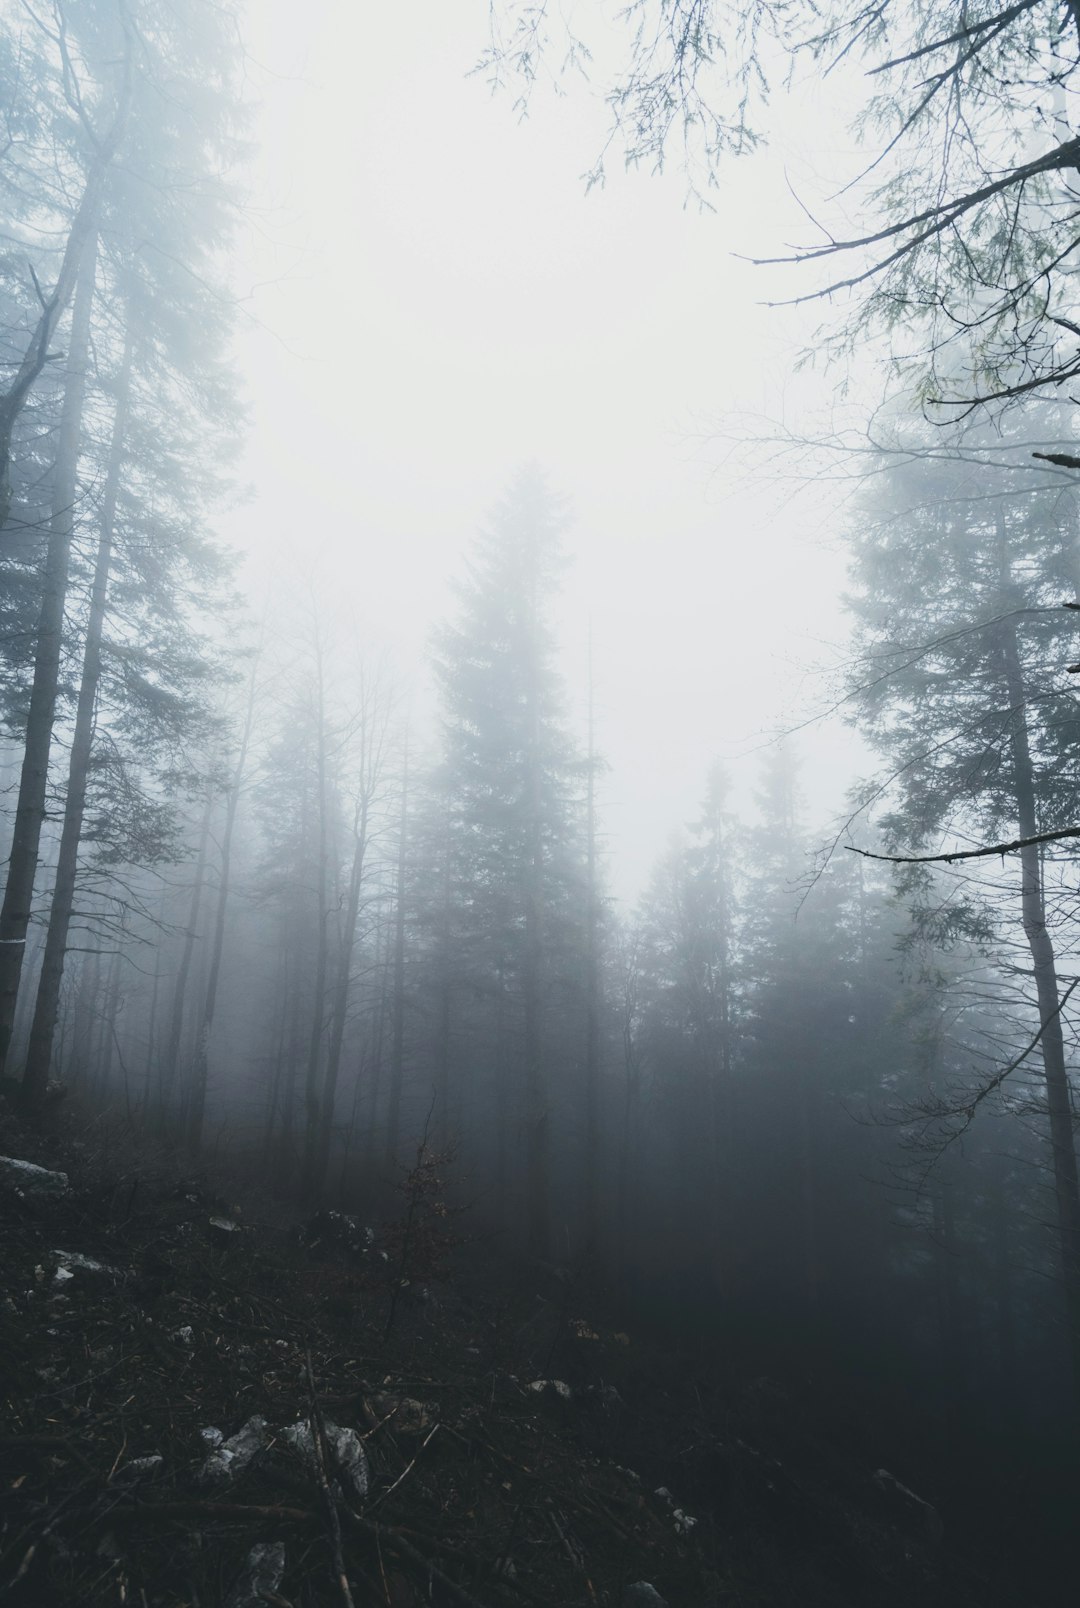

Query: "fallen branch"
<box><xmin>343</xmin><ymin>1509</ymin><xmax>500</xmax><ymax>1608</ymax></box>
<box><xmin>305</xmin><ymin>1349</ymin><xmax>357</xmax><ymax>1608</ymax></box>
<box><xmin>112</xmin><ymin>1500</ymin><xmax>315</xmax><ymax>1523</ymax></box>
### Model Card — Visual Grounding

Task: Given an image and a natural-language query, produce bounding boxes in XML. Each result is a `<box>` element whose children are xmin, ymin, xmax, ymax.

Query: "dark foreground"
<box><xmin>0</xmin><ymin>1112</ymin><xmax>1070</xmax><ymax>1606</ymax></box>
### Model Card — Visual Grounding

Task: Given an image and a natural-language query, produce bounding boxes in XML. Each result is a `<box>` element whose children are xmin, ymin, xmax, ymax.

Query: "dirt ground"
<box><xmin>0</xmin><ymin>1110</ymin><xmax>1032</xmax><ymax>1607</ymax></box>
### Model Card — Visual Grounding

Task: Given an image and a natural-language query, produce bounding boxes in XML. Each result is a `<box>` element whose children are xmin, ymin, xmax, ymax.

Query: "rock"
<box><xmin>0</xmin><ymin>1156</ymin><xmax>69</xmax><ymax>1196</ymax></box>
<box><xmin>199</xmin><ymin>1415</ymin><xmax>269</xmax><ymax>1483</ymax></box>
<box><xmin>207</xmin><ymin>1216</ymin><xmax>242</xmax><ymax>1247</ymax></box>
<box><xmin>526</xmin><ymin>1378</ymin><xmax>573</xmax><ymax>1400</ymax></box>
<box><xmin>280</xmin><ymin>1418</ymin><xmax>370</xmax><ymax>1500</ymax></box>
<box><xmin>53</xmin><ymin>1249</ymin><xmax>118</xmax><ymax>1280</ymax></box>
<box><xmin>225</xmin><ymin>1541</ymin><xmax>286</xmax><ymax>1608</ymax></box>
<box><xmin>624</xmin><ymin>1586</ymin><xmax>670</xmax><ymax>1608</ymax></box>
<box><xmin>654</xmin><ymin>1487</ymin><xmax>697</xmax><ymax>1534</ymax></box>
<box><xmin>873</xmin><ymin>1467</ymin><xmax>944</xmax><ymax>1543</ymax></box>
<box><xmin>200</xmin><ymin>1426</ymin><xmax>224</xmax><ymax>1448</ymax></box>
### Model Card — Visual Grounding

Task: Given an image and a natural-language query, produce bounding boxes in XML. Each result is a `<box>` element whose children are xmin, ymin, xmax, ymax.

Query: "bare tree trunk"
<box><xmin>21</xmin><ymin>332</ymin><xmax>134</xmax><ymax>1106</ymax></box>
<box><xmin>435</xmin><ymin>835</ymin><xmax>453</xmax><ymax>1152</ymax></box>
<box><xmin>302</xmin><ymin>638</ymin><xmax>332</xmax><ymax>1197</ymax></box>
<box><xmin>158</xmin><ymin>790</ymin><xmax>214</xmax><ymax>1129</ymax></box>
<box><xmin>273</xmin><ymin>944</ymin><xmax>305</xmax><ymax>1189</ymax></box>
<box><xmin>582</xmin><ymin>633</ymin><xmax>601</xmax><ymax>1253</ymax></box>
<box><xmin>523</xmin><ymin>632</ymin><xmax>548</xmax><ymax>1258</ymax></box>
<box><xmin>311</xmin><ymin>793</ymin><xmax>369</xmax><ymax>1193</ymax></box>
<box><xmin>364</xmin><ymin>915</ymin><xmax>391</xmax><ymax>1180</ymax></box>
<box><xmin>95</xmin><ymin>937</ymin><xmax>124</xmax><ymax>1105</ymax></box>
<box><xmin>616</xmin><ymin>950</ymin><xmax>642</xmax><ymax>1294</ymax></box>
<box><xmin>384</xmin><ymin>747</ymin><xmax>409</xmax><ymax>1170</ymax></box>
<box><xmin>263</xmin><ymin>938</ymin><xmax>290</xmax><ymax>1162</ymax></box>
<box><xmin>142</xmin><ymin>904</ymin><xmax>165</xmax><ymax>1118</ymax></box>
<box><xmin>69</xmin><ymin>946</ymin><xmax>100</xmax><ymax>1093</ymax></box>
<box><xmin>185</xmin><ymin>658</ymin><xmax>258</xmax><ymax>1153</ymax></box>
<box><xmin>999</xmin><ymin>613</ymin><xmax>1080</xmax><ymax>1393</ymax></box>
<box><xmin>3</xmin><ymin>237</ymin><xmax>98</xmax><ymax>1086</ymax></box>
<box><xmin>797</xmin><ymin>1065</ymin><xmax>820</xmax><ymax>1322</ymax></box>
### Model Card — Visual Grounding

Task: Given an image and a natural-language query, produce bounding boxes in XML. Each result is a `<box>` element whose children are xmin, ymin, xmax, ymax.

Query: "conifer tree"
<box><xmin>845</xmin><ymin>411</ymin><xmax>1080</xmax><ymax>1386</ymax></box>
<box><xmin>432</xmin><ymin>466</ymin><xmax>584</xmax><ymax>1255</ymax></box>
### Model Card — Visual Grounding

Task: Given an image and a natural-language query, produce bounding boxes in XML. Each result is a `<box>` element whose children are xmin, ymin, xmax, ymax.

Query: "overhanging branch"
<box><xmin>846</xmin><ymin>826</ymin><xmax>1080</xmax><ymax>865</ymax></box>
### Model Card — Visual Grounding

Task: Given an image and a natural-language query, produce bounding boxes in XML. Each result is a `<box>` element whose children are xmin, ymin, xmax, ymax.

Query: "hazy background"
<box><xmin>226</xmin><ymin>0</ymin><xmax>871</xmax><ymax>901</ymax></box>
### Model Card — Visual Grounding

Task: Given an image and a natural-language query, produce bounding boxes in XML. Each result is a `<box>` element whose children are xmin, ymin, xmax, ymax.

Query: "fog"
<box><xmin>230</xmin><ymin>0</ymin><xmax>864</xmax><ymax>899</ymax></box>
<box><xmin>3</xmin><ymin>5</ymin><xmax>1080</xmax><ymax>1606</ymax></box>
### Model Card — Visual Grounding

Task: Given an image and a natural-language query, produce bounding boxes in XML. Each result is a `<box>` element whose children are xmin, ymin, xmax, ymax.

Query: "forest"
<box><xmin>2</xmin><ymin>3</ymin><xmax>1080</xmax><ymax>1606</ymax></box>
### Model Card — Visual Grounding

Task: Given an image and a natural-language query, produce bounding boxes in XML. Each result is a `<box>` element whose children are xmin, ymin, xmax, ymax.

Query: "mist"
<box><xmin>2</xmin><ymin>4</ymin><xmax>1080</xmax><ymax>1607</ymax></box>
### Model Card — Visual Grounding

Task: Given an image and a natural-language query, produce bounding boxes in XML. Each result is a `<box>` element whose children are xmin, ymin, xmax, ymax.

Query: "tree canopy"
<box><xmin>486</xmin><ymin>2</ymin><xmax>1080</xmax><ymax>418</ymax></box>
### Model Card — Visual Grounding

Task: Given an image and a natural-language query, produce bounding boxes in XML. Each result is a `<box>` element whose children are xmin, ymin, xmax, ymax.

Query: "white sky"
<box><xmin>224</xmin><ymin>1</ymin><xmax>874</xmax><ymax>903</ymax></box>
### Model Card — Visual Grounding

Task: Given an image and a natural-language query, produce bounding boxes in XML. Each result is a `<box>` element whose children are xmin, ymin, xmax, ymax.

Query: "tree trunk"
<box><xmin>384</xmin><ymin>748</ymin><xmax>409</xmax><ymax>1170</ymax></box>
<box><xmin>999</xmin><ymin>614</ymin><xmax>1080</xmax><ymax>1393</ymax></box>
<box><xmin>95</xmin><ymin>937</ymin><xmax>124</xmax><ymax>1106</ymax></box>
<box><xmin>158</xmin><ymin>790</ymin><xmax>214</xmax><ymax>1128</ymax></box>
<box><xmin>301</xmin><ymin>643</ymin><xmax>332</xmax><ymax>1197</ymax></box>
<box><xmin>582</xmin><ymin>634</ymin><xmax>601</xmax><ymax>1253</ymax></box>
<box><xmin>21</xmin><ymin>332</ymin><xmax>134</xmax><ymax>1107</ymax></box>
<box><xmin>616</xmin><ymin>959</ymin><xmax>642</xmax><ymax>1296</ymax></box>
<box><xmin>311</xmin><ymin>793</ymin><xmax>369</xmax><ymax>1193</ymax></box>
<box><xmin>185</xmin><ymin>659</ymin><xmax>258</xmax><ymax>1153</ymax></box>
<box><xmin>272</xmin><ymin>944</ymin><xmax>305</xmax><ymax>1190</ymax></box>
<box><xmin>523</xmin><ymin>626</ymin><xmax>548</xmax><ymax>1258</ymax></box>
<box><xmin>142</xmin><ymin>896</ymin><xmax>166</xmax><ymax>1118</ymax></box>
<box><xmin>69</xmin><ymin>946</ymin><xmax>100</xmax><ymax>1092</ymax></box>
<box><xmin>2</xmin><ymin>237</ymin><xmax>98</xmax><ymax>1086</ymax></box>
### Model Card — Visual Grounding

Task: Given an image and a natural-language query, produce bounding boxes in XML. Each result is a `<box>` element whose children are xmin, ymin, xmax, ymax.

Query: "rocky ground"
<box><xmin>0</xmin><ymin>1109</ymin><xmax>1056</xmax><ymax>1606</ymax></box>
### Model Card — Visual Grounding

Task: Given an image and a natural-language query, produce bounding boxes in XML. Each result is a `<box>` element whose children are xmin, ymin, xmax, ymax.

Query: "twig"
<box><xmin>112</xmin><ymin>1500</ymin><xmax>314</xmax><ymax>1523</ymax></box>
<box><xmin>368</xmin><ymin>1422</ymin><xmax>440</xmax><ymax>1510</ymax></box>
<box><xmin>342</xmin><ymin>1510</ymin><xmax>499</xmax><ymax>1608</ymax></box>
<box><xmin>305</xmin><ymin>1348</ymin><xmax>356</xmax><ymax>1608</ymax></box>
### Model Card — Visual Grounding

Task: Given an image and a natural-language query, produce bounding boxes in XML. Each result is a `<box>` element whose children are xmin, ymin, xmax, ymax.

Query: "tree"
<box><xmin>432</xmin><ymin>466</ymin><xmax>585</xmax><ymax>1256</ymax></box>
<box><xmin>304</xmin><ymin>661</ymin><xmax>398</xmax><ymax>1196</ymax></box>
<box><xmin>635</xmin><ymin>764</ymin><xmax>740</xmax><ymax>1297</ymax></box>
<box><xmin>486</xmin><ymin>2</ymin><xmax>1080</xmax><ymax>421</ymax></box>
<box><xmin>844</xmin><ymin>413</ymin><xmax>1080</xmax><ymax>1387</ymax></box>
<box><xmin>0</xmin><ymin>0</ymin><xmax>245</xmax><ymax>1092</ymax></box>
<box><xmin>0</xmin><ymin>0</ymin><xmax>132</xmax><ymax>528</ymax></box>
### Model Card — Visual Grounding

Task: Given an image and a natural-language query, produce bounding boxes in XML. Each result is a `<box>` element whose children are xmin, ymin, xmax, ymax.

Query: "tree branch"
<box><xmin>846</xmin><ymin>826</ymin><xmax>1080</xmax><ymax>865</ymax></box>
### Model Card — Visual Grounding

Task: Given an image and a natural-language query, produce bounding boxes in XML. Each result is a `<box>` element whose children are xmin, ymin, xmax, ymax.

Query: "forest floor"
<box><xmin>0</xmin><ymin>1105</ymin><xmax>1067</xmax><ymax>1608</ymax></box>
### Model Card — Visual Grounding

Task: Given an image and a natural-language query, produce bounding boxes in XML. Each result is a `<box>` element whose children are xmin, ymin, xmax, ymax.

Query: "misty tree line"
<box><xmin>3</xmin><ymin>0</ymin><xmax>1080</xmax><ymax>1430</ymax></box>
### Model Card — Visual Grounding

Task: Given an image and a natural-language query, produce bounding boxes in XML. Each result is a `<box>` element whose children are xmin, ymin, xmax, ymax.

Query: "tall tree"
<box><xmin>0</xmin><ymin>0</ymin><xmax>245</xmax><ymax>1095</ymax></box>
<box><xmin>845</xmin><ymin>414</ymin><xmax>1080</xmax><ymax>1387</ymax></box>
<box><xmin>432</xmin><ymin>467</ymin><xmax>584</xmax><ymax>1256</ymax></box>
<box><xmin>0</xmin><ymin>236</ymin><xmax>99</xmax><ymax>1076</ymax></box>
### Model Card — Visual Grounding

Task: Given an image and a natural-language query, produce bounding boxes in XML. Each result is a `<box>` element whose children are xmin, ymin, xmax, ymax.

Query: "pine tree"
<box><xmin>432</xmin><ymin>466</ymin><xmax>584</xmax><ymax>1256</ymax></box>
<box><xmin>0</xmin><ymin>0</ymin><xmax>245</xmax><ymax>1098</ymax></box>
<box><xmin>845</xmin><ymin>410</ymin><xmax>1080</xmax><ymax>1389</ymax></box>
